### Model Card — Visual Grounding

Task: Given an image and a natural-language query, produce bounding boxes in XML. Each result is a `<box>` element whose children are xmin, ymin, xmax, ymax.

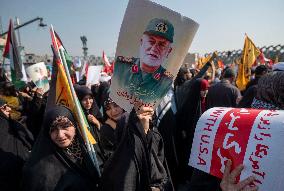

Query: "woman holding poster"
<box><xmin>101</xmin><ymin>105</ymin><xmax>174</xmax><ymax>191</ymax></box>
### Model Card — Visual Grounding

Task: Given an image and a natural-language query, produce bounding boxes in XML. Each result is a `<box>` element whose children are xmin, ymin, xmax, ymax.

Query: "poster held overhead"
<box><xmin>26</xmin><ymin>62</ymin><xmax>50</xmax><ymax>93</ymax></box>
<box><xmin>110</xmin><ymin>0</ymin><xmax>199</xmax><ymax>112</ymax></box>
<box><xmin>86</xmin><ymin>65</ymin><xmax>103</xmax><ymax>87</ymax></box>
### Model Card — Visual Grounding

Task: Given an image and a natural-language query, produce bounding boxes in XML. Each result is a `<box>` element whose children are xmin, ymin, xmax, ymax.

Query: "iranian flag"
<box><xmin>3</xmin><ymin>19</ymin><xmax>27</xmax><ymax>87</ymax></box>
<box><xmin>102</xmin><ymin>51</ymin><xmax>114</xmax><ymax>74</ymax></box>
<box><xmin>102</xmin><ymin>51</ymin><xmax>111</xmax><ymax>67</ymax></box>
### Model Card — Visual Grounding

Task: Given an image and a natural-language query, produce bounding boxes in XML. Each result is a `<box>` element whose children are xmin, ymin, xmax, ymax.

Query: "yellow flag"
<box><xmin>236</xmin><ymin>36</ymin><xmax>261</xmax><ymax>91</ymax></box>
<box><xmin>55</xmin><ymin>60</ymin><xmax>96</xmax><ymax>144</ymax></box>
<box><xmin>197</xmin><ymin>51</ymin><xmax>217</xmax><ymax>69</ymax></box>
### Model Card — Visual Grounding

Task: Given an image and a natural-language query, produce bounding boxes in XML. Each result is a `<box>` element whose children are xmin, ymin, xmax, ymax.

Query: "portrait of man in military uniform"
<box><xmin>113</xmin><ymin>18</ymin><xmax>175</xmax><ymax>106</ymax></box>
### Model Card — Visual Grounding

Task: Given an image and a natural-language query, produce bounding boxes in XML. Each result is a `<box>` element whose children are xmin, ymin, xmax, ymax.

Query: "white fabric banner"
<box><xmin>86</xmin><ymin>65</ymin><xmax>103</xmax><ymax>86</ymax></box>
<box><xmin>189</xmin><ymin>107</ymin><xmax>284</xmax><ymax>191</ymax></box>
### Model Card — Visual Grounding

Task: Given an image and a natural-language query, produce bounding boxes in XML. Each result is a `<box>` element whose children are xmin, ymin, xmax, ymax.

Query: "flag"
<box><xmin>236</xmin><ymin>35</ymin><xmax>261</xmax><ymax>91</ymax></box>
<box><xmin>102</xmin><ymin>60</ymin><xmax>114</xmax><ymax>74</ymax></box>
<box><xmin>49</xmin><ymin>27</ymin><xmax>100</xmax><ymax>175</ymax></box>
<box><xmin>51</xmin><ymin>46</ymin><xmax>96</xmax><ymax>144</ymax></box>
<box><xmin>258</xmin><ymin>51</ymin><xmax>272</xmax><ymax>65</ymax></box>
<box><xmin>102</xmin><ymin>51</ymin><xmax>111</xmax><ymax>67</ymax></box>
<box><xmin>50</xmin><ymin>30</ymin><xmax>76</xmax><ymax>84</ymax></box>
<box><xmin>102</xmin><ymin>51</ymin><xmax>114</xmax><ymax>74</ymax></box>
<box><xmin>197</xmin><ymin>51</ymin><xmax>217</xmax><ymax>69</ymax></box>
<box><xmin>50</xmin><ymin>30</ymin><xmax>96</xmax><ymax>144</ymax></box>
<box><xmin>80</xmin><ymin>59</ymin><xmax>89</xmax><ymax>80</ymax></box>
<box><xmin>3</xmin><ymin>19</ymin><xmax>27</xmax><ymax>88</ymax></box>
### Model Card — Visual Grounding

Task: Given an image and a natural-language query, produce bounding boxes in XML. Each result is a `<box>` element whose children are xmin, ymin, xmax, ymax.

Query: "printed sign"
<box><xmin>26</xmin><ymin>62</ymin><xmax>50</xmax><ymax>92</ymax></box>
<box><xmin>110</xmin><ymin>0</ymin><xmax>199</xmax><ymax>112</ymax></box>
<box><xmin>86</xmin><ymin>65</ymin><xmax>103</xmax><ymax>86</ymax></box>
<box><xmin>189</xmin><ymin>107</ymin><xmax>284</xmax><ymax>191</ymax></box>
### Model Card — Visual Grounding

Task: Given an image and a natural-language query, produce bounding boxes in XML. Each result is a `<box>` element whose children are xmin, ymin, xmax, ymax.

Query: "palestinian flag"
<box><xmin>49</xmin><ymin>27</ymin><xmax>101</xmax><ymax>174</ymax></box>
<box><xmin>50</xmin><ymin>30</ymin><xmax>77</xmax><ymax>83</ymax></box>
<box><xmin>3</xmin><ymin>19</ymin><xmax>27</xmax><ymax>88</ymax></box>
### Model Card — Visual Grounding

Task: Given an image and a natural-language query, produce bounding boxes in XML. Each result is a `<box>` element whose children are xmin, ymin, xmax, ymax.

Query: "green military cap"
<box><xmin>144</xmin><ymin>18</ymin><xmax>174</xmax><ymax>43</ymax></box>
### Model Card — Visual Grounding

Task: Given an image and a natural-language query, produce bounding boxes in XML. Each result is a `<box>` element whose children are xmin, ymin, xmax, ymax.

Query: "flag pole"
<box><xmin>50</xmin><ymin>25</ymin><xmax>101</xmax><ymax>176</ymax></box>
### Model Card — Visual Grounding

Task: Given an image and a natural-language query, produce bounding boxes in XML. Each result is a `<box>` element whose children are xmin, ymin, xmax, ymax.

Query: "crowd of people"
<box><xmin>0</xmin><ymin>60</ymin><xmax>283</xmax><ymax>191</ymax></box>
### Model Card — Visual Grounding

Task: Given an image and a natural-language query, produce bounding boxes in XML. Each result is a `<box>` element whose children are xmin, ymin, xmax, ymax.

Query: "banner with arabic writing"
<box><xmin>189</xmin><ymin>107</ymin><xmax>284</xmax><ymax>191</ymax></box>
<box><xmin>110</xmin><ymin>0</ymin><xmax>199</xmax><ymax>112</ymax></box>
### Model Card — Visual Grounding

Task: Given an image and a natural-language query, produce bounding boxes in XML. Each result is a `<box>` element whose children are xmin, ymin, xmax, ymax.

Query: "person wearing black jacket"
<box><xmin>156</xmin><ymin>61</ymin><xmax>214</xmax><ymax>188</ymax></box>
<box><xmin>26</xmin><ymin>87</ymin><xmax>47</xmax><ymax>139</ymax></box>
<box><xmin>75</xmin><ymin>85</ymin><xmax>103</xmax><ymax>139</ymax></box>
<box><xmin>0</xmin><ymin>99</ymin><xmax>34</xmax><ymax>191</ymax></box>
<box><xmin>101</xmin><ymin>106</ymin><xmax>174</xmax><ymax>191</ymax></box>
<box><xmin>100</xmin><ymin>96</ymin><xmax>125</xmax><ymax>160</ymax></box>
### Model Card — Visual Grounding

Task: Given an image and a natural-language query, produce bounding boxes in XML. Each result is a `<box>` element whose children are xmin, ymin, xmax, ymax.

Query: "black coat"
<box><xmin>0</xmin><ymin>112</ymin><xmax>33</xmax><ymax>191</ymax></box>
<box><xmin>101</xmin><ymin>111</ymin><xmax>174</xmax><ymax>191</ymax></box>
<box><xmin>21</xmin><ymin>105</ymin><xmax>101</xmax><ymax>191</ymax></box>
<box><xmin>100</xmin><ymin>123</ymin><xmax>117</xmax><ymax>160</ymax></box>
<box><xmin>26</xmin><ymin>95</ymin><xmax>46</xmax><ymax>139</ymax></box>
<box><xmin>157</xmin><ymin>63</ymin><xmax>211</xmax><ymax>187</ymax></box>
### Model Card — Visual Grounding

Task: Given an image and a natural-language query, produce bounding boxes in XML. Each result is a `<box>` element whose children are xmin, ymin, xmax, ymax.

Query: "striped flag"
<box><xmin>2</xmin><ymin>19</ymin><xmax>27</xmax><ymax>88</ymax></box>
<box><xmin>49</xmin><ymin>27</ymin><xmax>101</xmax><ymax>175</ymax></box>
<box><xmin>51</xmin><ymin>31</ymin><xmax>76</xmax><ymax>84</ymax></box>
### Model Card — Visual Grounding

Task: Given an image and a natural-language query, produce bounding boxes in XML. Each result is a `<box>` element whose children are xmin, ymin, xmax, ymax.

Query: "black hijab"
<box><xmin>101</xmin><ymin>111</ymin><xmax>173</xmax><ymax>191</ymax></box>
<box><xmin>21</xmin><ymin>105</ymin><xmax>100</xmax><ymax>191</ymax></box>
<box><xmin>75</xmin><ymin>85</ymin><xmax>103</xmax><ymax>122</ymax></box>
<box><xmin>175</xmin><ymin>78</ymin><xmax>204</xmax><ymax>182</ymax></box>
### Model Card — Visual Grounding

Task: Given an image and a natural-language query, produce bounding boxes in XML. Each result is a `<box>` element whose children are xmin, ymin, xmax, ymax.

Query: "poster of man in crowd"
<box><xmin>26</xmin><ymin>62</ymin><xmax>50</xmax><ymax>93</ymax></box>
<box><xmin>109</xmin><ymin>0</ymin><xmax>199</xmax><ymax>112</ymax></box>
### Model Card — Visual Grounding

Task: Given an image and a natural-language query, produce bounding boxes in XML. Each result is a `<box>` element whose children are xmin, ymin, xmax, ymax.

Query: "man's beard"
<box><xmin>139</xmin><ymin>48</ymin><xmax>165</xmax><ymax>67</ymax></box>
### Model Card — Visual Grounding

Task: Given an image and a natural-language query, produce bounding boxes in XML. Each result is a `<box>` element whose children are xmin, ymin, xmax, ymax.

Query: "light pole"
<box><xmin>0</xmin><ymin>17</ymin><xmax>47</xmax><ymax>36</ymax></box>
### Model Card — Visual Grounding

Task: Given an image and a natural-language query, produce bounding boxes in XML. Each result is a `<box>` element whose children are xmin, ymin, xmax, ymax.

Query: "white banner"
<box><xmin>189</xmin><ymin>107</ymin><xmax>284</xmax><ymax>191</ymax></box>
<box><xmin>86</xmin><ymin>65</ymin><xmax>103</xmax><ymax>86</ymax></box>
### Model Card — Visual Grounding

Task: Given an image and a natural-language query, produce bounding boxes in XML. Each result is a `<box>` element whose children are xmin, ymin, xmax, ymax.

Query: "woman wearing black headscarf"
<box><xmin>75</xmin><ymin>85</ymin><xmax>103</xmax><ymax>140</ymax></box>
<box><xmin>175</xmin><ymin>78</ymin><xmax>209</xmax><ymax>183</ymax></box>
<box><xmin>156</xmin><ymin>62</ymin><xmax>213</xmax><ymax>188</ymax></box>
<box><xmin>100</xmin><ymin>96</ymin><xmax>125</xmax><ymax>159</ymax></box>
<box><xmin>21</xmin><ymin>105</ymin><xmax>101</xmax><ymax>191</ymax></box>
<box><xmin>101</xmin><ymin>106</ymin><xmax>174</xmax><ymax>191</ymax></box>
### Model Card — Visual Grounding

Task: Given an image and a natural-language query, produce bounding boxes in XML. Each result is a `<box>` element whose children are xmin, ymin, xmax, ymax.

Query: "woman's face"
<box><xmin>106</xmin><ymin>103</ymin><xmax>124</xmax><ymax>121</ymax></box>
<box><xmin>50</xmin><ymin>124</ymin><xmax>76</xmax><ymax>148</ymax></box>
<box><xmin>81</xmin><ymin>95</ymin><xmax>93</xmax><ymax>110</ymax></box>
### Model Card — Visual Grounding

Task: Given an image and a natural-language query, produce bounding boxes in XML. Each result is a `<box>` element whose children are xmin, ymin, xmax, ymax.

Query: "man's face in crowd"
<box><xmin>139</xmin><ymin>34</ymin><xmax>172</xmax><ymax>69</ymax></box>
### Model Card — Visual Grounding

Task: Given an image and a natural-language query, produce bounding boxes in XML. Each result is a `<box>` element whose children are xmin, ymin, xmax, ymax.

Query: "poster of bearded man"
<box><xmin>110</xmin><ymin>0</ymin><xmax>199</xmax><ymax>112</ymax></box>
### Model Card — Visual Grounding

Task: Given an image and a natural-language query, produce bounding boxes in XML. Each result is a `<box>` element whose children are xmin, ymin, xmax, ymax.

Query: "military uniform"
<box><xmin>113</xmin><ymin>56</ymin><xmax>173</xmax><ymax>103</ymax></box>
<box><xmin>110</xmin><ymin>18</ymin><xmax>175</xmax><ymax>111</ymax></box>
